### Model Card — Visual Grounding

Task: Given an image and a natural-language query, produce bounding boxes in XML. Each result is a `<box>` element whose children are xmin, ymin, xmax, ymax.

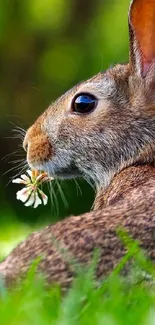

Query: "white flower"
<box><xmin>16</xmin><ymin>187</ymin><xmax>32</xmax><ymax>203</ymax></box>
<box><xmin>12</xmin><ymin>169</ymin><xmax>53</xmax><ymax>208</ymax></box>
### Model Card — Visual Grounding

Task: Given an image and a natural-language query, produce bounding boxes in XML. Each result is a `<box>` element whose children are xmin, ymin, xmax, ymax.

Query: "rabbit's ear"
<box><xmin>129</xmin><ymin>0</ymin><xmax>155</xmax><ymax>78</ymax></box>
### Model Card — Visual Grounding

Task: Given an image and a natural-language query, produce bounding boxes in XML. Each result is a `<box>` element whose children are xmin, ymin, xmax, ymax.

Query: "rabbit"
<box><xmin>1</xmin><ymin>0</ymin><xmax>155</xmax><ymax>288</ymax></box>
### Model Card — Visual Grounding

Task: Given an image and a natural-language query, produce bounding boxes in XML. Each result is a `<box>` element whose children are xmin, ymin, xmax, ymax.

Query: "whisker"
<box><xmin>9</xmin><ymin>121</ymin><xmax>26</xmax><ymax>132</ymax></box>
<box><xmin>9</xmin><ymin>122</ymin><xmax>26</xmax><ymax>137</ymax></box>
<box><xmin>73</xmin><ymin>179</ymin><xmax>83</xmax><ymax>197</ymax></box>
<box><xmin>11</xmin><ymin>131</ymin><xmax>26</xmax><ymax>140</ymax></box>
<box><xmin>6</xmin><ymin>162</ymin><xmax>28</xmax><ymax>186</ymax></box>
<box><xmin>12</xmin><ymin>134</ymin><xmax>25</xmax><ymax>139</ymax></box>
<box><xmin>46</xmin><ymin>166</ymin><xmax>59</xmax><ymax>216</ymax></box>
<box><xmin>13</xmin><ymin>125</ymin><xmax>26</xmax><ymax>132</ymax></box>
<box><xmin>11</xmin><ymin>152</ymin><xmax>25</xmax><ymax>157</ymax></box>
<box><xmin>2</xmin><ymin>122</ymin><xmax>27</xmax><ymax>188</ymax></box>
<box><xmin>1</xmin><ymin>150</ymin><xmax>21</xmax><ymax>161</ymax></box>
<box><xmin>4</xmin><ymin>135</ymin><xmax>24</xmax><ymax>140</ymax></box>
<box><xmin>84</xmin><ymin>175</ymin><xmax>95</xmax><ymax>190</ymax></box>
<box><xmin>8</xmin><ymin>127</ymin><xmax>26</xmax><ymax>144</ymax></box>
<box><xmin>11</xmin><ymin>130</ymin><xmax>26</xmax><ymax>138</ymax></box>
<box><xmin>3</xmin><ymin>160</ymin><xmax>27</xmax><ymax>177</ymax></box>
<box><xmin>56</xmin><ymin>179</ymin><xmax>68</xmax><ymax>209</ymax></box>
<box><xmin>47</xmin><ymin>181</ymin><xmax>59</xmax><ymax>216</ymax></box>
<box><xmin>7</xmin><ymin>114</ymin><xmax>25</xmax><ymax>120</ymax></box>
<box><xmin>8</xmin><ymin>158</ymin><xmax>26</xmax><ymax>165</ymax></box>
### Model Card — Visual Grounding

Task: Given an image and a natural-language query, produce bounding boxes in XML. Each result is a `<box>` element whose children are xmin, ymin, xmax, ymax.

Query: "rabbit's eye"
<box><xmin>72</xmin><ymin>93</ymin><xmax>97</xmax><ymax>114</ymax></box>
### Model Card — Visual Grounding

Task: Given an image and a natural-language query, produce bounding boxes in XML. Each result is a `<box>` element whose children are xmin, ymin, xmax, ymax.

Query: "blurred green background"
<box><xmin>0</xmin><ymin>0</ymin><xmax>130</xmax><ymax>255</ymax></box>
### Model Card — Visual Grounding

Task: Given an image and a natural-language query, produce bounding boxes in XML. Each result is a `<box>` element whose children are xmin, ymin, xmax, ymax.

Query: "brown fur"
<box><xmin>2</xmin><ymin>0</ymin><xmax>155</xmax><ymax>288</ymax></box>
<box><xmin>23</xmin><ymin>115</ymin><xmax>53</xmax><ymax>164</ymax></box>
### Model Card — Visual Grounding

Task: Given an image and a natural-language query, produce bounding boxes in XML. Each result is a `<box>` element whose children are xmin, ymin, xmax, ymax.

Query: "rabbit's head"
<box><xmin>23</xmin><ymin>0</ymin><xmax>155</xmax><ymax>188</ymax></box>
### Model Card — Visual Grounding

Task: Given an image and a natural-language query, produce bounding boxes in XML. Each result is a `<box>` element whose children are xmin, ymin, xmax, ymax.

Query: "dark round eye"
<box><xmin>72</xmin><ymin>93</ymin><xmax>97</xmax><ymax>114</ymax></box>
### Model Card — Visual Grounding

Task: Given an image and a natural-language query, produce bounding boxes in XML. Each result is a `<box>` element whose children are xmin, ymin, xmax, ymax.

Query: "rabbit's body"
<box><xmin>2</xmin><ymin>0</ymin><xmax>155</xmax><ymax>287</ymax></box>
<box><xmin>1</xmin><ymin>165</ymin><xmax>155</xmax><ymax>288</ymax></box>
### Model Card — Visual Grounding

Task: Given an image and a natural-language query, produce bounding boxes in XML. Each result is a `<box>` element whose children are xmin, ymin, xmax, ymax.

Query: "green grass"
<box><xmin>0</xmin><ymin>233</ymin><xmax>155</xmax><ymax>325</ymax></box>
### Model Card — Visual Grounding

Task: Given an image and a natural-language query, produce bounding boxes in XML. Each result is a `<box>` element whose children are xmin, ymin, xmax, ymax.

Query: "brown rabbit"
<box><xmin>1</xmin><ymin>0</ymin><xmax>155</xmax><ymax>288</ymax></box>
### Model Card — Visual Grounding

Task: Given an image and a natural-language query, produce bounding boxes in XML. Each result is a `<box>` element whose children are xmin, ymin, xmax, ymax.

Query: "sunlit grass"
<box><xmin>0</xmin><ymin>211</ymin><xmax>39</xmax><ymax>258</ymax></box>
<box><xmin>0</xmin><ymin>232</ymin><xmax>155</xmax><ymax>324</ymax></box>
<box><xmin>0</xmin><ymin>222</ymin><xmax>31</xmax><ymax>257</ymax></box>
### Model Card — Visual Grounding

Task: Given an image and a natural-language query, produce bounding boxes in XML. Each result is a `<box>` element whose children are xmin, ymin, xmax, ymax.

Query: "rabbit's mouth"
<box><xmin>51</xmin><ymin>168</ymin><xmax>81</xmax><ymax>179</ymax></box>
<box><xmin>28</xmin><ymin>158</ymin><xmax>82</xmax><ymax>180</ymax></box>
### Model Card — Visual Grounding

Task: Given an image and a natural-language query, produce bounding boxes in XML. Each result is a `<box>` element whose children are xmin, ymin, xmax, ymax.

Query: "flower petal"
<box><xmin>26</xmin><ymin>170</ymin><xmax>32</xmax><ymax>180</ymax></box>
<box><xmin>36</xmin><ymin>173</ymin><xmax>47</xmax><ymax>182</ymax></box>
<box><xmin>33</xmin><ymin>193</ymin><xmax>42</xmax><ymax>208</ymax></box>
<box><xmin>24</xmin><ymin>192</ymin><xmax>35</xmax><ymax>207</ymax></box>
<box><xmin>42</xmin><ymin>176</ymin><xmax>54</xmax><ymax>183</ymax></box>
<box><xmin>20</xmin><ymin>174</ymin><xmax>30</xmax><ymax>182</ymax></box>
<box><xmin>16</xmin><ymin>187</ymin><xmax>31</xmax><ymax>203</ymax></box>
<box><xmin>12</xmin><ymin>178</ymin><xmax>25</xmax><ymax>184</ymax></box>
<box><xmin>38</xmin><ymin>189</ymin><xmax>48</xmax><ymax>205</ymax></box>
<box><xmin>33</xmin><ymin>170</ymin><xmax>40</xmax><ymax>178</ymax></box>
